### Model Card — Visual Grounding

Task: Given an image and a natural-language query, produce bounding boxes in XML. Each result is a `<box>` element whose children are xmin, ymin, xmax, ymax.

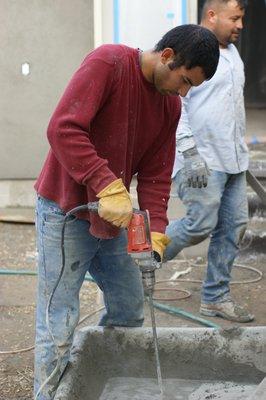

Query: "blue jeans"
<box><xmin>34</xmin><ymin>196</ymin><xmax>144</xmax><ymax>399</ymax></box>
<box><xmin>165</xmin><ymin>170</ymin><xmax>248</xmax><ymax>304</ymax></box>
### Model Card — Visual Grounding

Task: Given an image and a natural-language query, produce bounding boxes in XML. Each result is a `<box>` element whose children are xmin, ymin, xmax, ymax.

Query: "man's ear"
<box><xmin>160</xmin><ymin>48</ymin><xmax>175</xmax><ymax>65</ymax></box>
<box><xmin>207</xmin><ymin>9</ymin><xmax>217</xmax><ymax>24</ymax></box>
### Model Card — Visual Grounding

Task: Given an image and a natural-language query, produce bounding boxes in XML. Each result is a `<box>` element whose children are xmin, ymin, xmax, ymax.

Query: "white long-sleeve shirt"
<box><xmin>173</xmin><ymin>44</ymin><xmax>249</xmax><ymax>177</ymax></box>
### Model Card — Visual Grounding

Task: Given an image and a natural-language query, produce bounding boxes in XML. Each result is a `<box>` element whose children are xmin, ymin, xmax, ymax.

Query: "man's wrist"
<box><xmin>182</xmin><ymin>146</ymin><xmax>199</xmax><ymax>158</ymax></box>
<box><xmin>176</xmin><ymin>136</ymin><xmax>196</xmax><ymax>153</ymax></box>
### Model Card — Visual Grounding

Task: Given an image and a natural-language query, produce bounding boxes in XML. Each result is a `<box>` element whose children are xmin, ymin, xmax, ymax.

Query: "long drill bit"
<box><xmin>148</xmin><ymin>290</ymin><xmax>164</xmax><ymax>398</ymax></box>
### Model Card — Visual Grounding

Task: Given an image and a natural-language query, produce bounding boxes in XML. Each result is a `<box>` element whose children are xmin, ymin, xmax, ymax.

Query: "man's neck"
<box><xmin>139</xmin><ymin>50</ymin><xmax>157</xmax><ymax>84</ymax></box>
<box><xmin>219</xmin><ymin>43</ymin><xmax>228</xmax><ymax>49</ymax></box>
<box><xmin>200</xmin><ymin>21</ymin><xmax>228</xmax><ymax>49</ymax></box>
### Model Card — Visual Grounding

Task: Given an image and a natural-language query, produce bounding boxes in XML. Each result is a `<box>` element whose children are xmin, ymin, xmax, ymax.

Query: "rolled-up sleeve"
<box><xmin>175</xmin><ymin>95</ymin><xmax>196</xmax><ymax>153</ymax></box>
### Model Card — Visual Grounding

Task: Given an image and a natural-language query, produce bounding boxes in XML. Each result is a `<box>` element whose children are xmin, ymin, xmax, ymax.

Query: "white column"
<box><xmin>187</xmin><ymin>0</ymin><xmax>198</xmax><ymax>24</ymax></box>
<box><xmin>93</xmin><ymin>0</ymin><xmax>103</xmax><ymax>47</ymax></box>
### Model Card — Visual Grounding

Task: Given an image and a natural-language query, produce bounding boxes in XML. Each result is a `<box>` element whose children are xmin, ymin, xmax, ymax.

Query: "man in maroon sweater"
<box><xmin>34</xmin><ymin>25</ymin><xmax>219</xmax><ymax>399</ymax></box>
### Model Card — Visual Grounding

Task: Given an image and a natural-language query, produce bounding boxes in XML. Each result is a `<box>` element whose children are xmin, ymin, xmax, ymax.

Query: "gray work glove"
<box><xmin>183</xmin><ymin>147</ymin><xmax>210</xmax><ymax>188</ymax></box>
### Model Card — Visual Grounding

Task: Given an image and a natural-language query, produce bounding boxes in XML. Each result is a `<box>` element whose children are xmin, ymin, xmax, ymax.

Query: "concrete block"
<box><xmin>55</xmin><ymin>326</ymin><xmax>266</xmax><ymax>400</ymax></box>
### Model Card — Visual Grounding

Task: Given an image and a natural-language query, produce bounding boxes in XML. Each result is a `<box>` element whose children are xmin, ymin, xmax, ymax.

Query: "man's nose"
<box><xmin>236</xmin><ymin>18</ymin><xmax>243</xmax><ymax>30</ymax></box>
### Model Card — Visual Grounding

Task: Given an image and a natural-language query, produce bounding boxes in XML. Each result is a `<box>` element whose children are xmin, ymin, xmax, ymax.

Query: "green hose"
<box><xmin>0</xmin><ymin>269</ymin><xmax>94</xmax><ymax>281</ymax></box>
<box><xmin>0</xmin><ymin>269</ymin><xmax>37</xmax><ymax>276</ymax></box>
<box><xmin>0</xmin><ymin>268</ymin><xmax>220</xmax><ymax>328</ymax></box>
<box><xmin>152</xmin><ymin>301</ymin><xmax>221</xmax><ymax>329</ymax></box>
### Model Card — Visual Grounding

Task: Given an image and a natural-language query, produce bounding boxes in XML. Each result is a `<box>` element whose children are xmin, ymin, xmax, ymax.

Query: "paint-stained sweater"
<box><xmin>35</xmin><ymin>44</ymin><xmax>181</xmax><ymax>239</ymax></box>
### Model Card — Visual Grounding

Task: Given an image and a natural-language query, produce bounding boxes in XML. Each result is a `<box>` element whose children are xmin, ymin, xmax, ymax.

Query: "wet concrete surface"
<box><xmin>99</xmin><ymin>377</ymin><xmax>256</xmax><ymax>400</ymax></box>
<box><xmin>248</xmin><ymin>377</ymin><xmax>266</xmax><ymax>400</ymax></box>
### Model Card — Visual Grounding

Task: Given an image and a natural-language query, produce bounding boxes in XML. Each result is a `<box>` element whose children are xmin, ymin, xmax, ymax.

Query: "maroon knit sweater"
<box><xmin>35</xmin><ymin>44</ymin><xmax>181</xmax><ymax>238</ymax></box>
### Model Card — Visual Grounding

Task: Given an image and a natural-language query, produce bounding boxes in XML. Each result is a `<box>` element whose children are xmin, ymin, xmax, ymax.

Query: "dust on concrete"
<box><xmin>0</xmin><ymin>221</ymin><xmax>265</xmax><ymax>399</ymax></box>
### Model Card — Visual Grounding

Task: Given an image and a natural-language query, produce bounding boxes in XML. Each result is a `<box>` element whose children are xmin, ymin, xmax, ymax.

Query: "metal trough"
<box><xmin>55</xmin><ymin>326</ymin><xmax>266</xmax><ymax>399</ymax></box>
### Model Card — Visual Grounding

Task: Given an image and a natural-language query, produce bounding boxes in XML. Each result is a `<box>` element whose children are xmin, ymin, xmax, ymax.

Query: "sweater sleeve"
<box><xmin>136</xmin><ymin>102</ymin><xmax>181</xmax><ymax>234</ymax></box>
<box><xmin>46</xmin><ymin>51</ymin><xmax>117</xmax><ymax>195</ymax></box>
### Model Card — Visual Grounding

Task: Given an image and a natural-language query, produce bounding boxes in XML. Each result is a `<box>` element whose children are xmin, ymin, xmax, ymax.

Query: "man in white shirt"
<box><xmin>165</xmin><ymin>0</ymin><xmax>254</xmax><ymax>322</ymax></box>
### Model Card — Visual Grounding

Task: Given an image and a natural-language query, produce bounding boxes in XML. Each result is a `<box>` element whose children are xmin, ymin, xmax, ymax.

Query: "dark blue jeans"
<box><xmin>34</xmin><ymin>196</ymin><xmax>144</xmax><ymax>399</ymax></box>
<box><xmin>165</xmin><ymin>170</ymin><xmax>248</xmax><ymax>304</ymax></box>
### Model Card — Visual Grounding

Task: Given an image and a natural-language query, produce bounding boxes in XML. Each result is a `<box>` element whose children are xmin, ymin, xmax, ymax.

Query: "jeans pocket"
<box><xmin>44</xmin><ymin>211</ymin><xmax>77</xmax><ymax>225</ymax></box>
<box><xmin>39</xmin><ymin>197</ymin><xmax>77</xmax><ymax>225</ymax></box>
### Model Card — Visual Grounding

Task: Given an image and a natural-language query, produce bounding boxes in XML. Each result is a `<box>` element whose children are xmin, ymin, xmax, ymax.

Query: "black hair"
<box><xmin>201</xmin><ymin>0</ymin><xmax>246</xmax><ymax>20</ymax></box>
<box><xmin>154</xmin><ymin>24</ymin><xmax>219</xmax><ymax>80</ymax></box>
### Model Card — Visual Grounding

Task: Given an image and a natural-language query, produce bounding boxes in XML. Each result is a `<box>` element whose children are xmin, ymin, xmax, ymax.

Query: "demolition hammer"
<box><xmin>127</xmin><ymin>209</ymin><xmax>164</xmax><ymax>396</ymax></box>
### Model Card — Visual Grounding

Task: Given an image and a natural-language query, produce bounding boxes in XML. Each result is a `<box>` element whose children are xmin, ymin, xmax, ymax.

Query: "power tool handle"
<box><xmin>86</xmin><ymin>203</ymin><xmax>143</xmax><ymax>214</ymax></box>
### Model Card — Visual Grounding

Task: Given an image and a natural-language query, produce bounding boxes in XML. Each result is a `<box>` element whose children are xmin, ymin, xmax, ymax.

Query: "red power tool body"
<box><xmin>127</xmin><ymin>210</ymin><xmax>161</xmax><ymax>292</ymax></box>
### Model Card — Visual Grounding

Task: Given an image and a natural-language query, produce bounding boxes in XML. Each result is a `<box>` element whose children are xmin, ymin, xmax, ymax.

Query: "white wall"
<box><xmin>0</xmin><ymin>0</ymin><xmax>94</xmax><ymax>207</ymax></box>
<box><xmin>119</xmin><ymin>0</ymin><xmax>183</xmax><ymax>49</ymax></box>
<box><xmin>0</xmin><ymin>0</ymin><xmax>94</xmax><ymax>180</ymax></box>
<box><xmin>187</xmin><ymin>0</ymin><xmax>198</xmax><ymax>24</ymax></box>
<box><xmin>100</xmin><ymin>0</ymin><xmax>198</xmax><ymax>48</ymax></box>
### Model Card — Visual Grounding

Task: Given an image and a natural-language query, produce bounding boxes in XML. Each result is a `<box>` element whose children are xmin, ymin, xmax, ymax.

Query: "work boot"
<box><xmin>200</xmin><ymin>299</ymin><xmax>254</xmax><ymax>323</ymax></box>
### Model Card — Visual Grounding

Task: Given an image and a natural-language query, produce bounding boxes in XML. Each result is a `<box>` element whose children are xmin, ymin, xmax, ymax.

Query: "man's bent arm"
<box><xmin>47</xmin><ymin>54</ymin><xmax>117</xmax><ymax>195</ymax></box>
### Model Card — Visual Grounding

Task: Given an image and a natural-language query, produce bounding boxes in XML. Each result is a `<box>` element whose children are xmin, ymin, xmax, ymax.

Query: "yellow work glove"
<box><xmin>151</xmin><ymin>232</ymin><xmax>171</xmax><ymax>261</ymax></box>
<box><xmin>96</xmin><ymin>178</ymin><xmax>133</xmax><ymax>228</ymax></box>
